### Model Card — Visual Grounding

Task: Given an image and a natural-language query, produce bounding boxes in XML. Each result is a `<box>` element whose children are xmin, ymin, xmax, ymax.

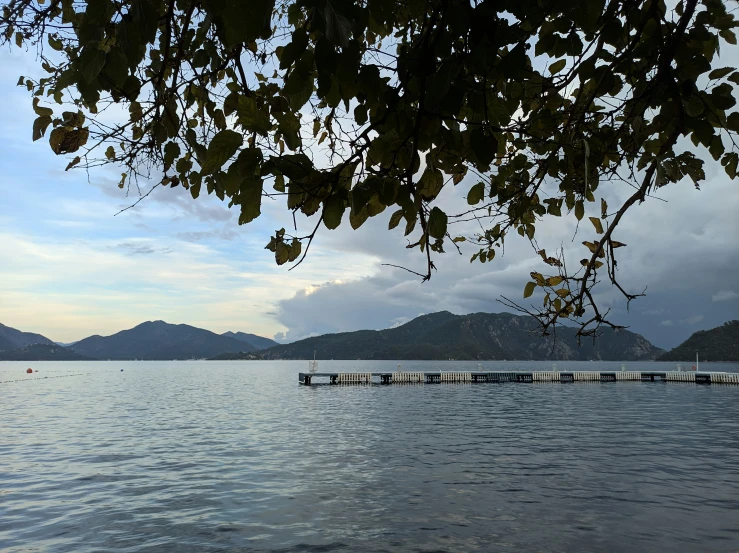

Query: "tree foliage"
<box><xmin>1</xmin><ymin>0</ymin><xmax>738</xmax><ymax>336</ymax></box>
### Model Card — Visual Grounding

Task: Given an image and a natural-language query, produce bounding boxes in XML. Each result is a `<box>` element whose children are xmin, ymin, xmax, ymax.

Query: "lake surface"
<box><xmin>1</xmin><ymin>360</ymin><xmax>738</xmax><ymax>553</ymax></box>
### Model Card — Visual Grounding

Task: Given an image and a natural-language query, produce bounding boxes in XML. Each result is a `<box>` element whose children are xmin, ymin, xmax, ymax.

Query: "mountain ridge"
<box><xmin>657</xmin><ymin>320</ymin><xmax>739</xmax><ymax>362</ymax></box>
<box><xmin>221</xmin><ymin>331</ymin><xmax>278</xmax><ymax>350</ymax></box>
<box><xmin>71</xmin><ymin>321</ymin><xmax>258</xmax><ymax>360</ymax></box>
<box><xmin>0</xmin><ymin>323</ymin><xmax>55</xmax><ymax>351</ymax></box>
<box><xmin>255</xmin><ymin>311</ymin><xmax>664</xmax><ymax>361</ymax></box>
<box><xmin>0</xmin><ymin>343</ymin><xmax>91</xmax><ymax>361</ymax></box>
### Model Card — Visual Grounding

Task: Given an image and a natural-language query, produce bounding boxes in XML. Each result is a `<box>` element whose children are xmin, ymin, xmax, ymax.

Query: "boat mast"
<box><xmin>696</xmin><ymin>350</ymin><xmax>699</xmax><ymax>372</ymax></box>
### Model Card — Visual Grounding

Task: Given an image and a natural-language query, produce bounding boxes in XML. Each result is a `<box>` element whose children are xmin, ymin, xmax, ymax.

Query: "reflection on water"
<box><xmin>1</xmin><ymin>360</ymin><xmax>738</xmax><ymax>553</ymax></box>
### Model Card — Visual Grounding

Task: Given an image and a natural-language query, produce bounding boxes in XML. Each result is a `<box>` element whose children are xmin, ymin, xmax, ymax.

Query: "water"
<box><xmin>1</xmin><ymin>360</ymin><xmax>738</xmax><ymax>553</ymax></box>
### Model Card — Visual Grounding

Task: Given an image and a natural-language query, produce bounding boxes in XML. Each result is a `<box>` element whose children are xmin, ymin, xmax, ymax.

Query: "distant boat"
<box><xmin>308</xmin><ymin>347</ymin><xmax>318</xmax><ymax>373</ymax></box>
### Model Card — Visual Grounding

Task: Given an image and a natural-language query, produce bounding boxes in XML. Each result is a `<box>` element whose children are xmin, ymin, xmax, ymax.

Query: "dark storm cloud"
<box><xmin>273</xmin><ymin>155</ymin><xmax>739</xmax><ymax>349</ymax></box>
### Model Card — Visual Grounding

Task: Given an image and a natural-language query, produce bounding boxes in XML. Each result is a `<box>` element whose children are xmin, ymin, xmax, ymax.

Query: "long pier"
<box><xmin>299</xmin><ymin>371</ymin><xmax>739</xmax><ymax>386</ymax></box>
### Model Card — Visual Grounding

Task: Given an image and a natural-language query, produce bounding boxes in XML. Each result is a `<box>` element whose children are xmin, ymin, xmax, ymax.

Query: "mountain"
<box><xmin>221</xmin><ymin>331</ymin><xmax>278</xmax><ymax>350</ymax></box>
<box><xmin>658</xmin><ymin>320</ymin><xmax>739</xmax><ymax>362</ymax></box>
<box><xmin>258</xmin><ymin>311</ymin><xmax>663</xmax><ymax>361</ymax></box>
<box><xmin>209</xmin><ymin>351</ymin><xmax>262</xmax><ymax>360</ymax></box>
<box><xmin>0</xmin><ymin>323</ymin><xmax>55</xmax><ymax>351</ymax></box>
<box><xmin>71</xmin><ymin>321</ymin><xmax>258</xmax><ymax>360</ymax></box>
<box><xmin>0</xmin><ymin>343</ymin><xmax>91</xmax><ymax>361</ymax></box>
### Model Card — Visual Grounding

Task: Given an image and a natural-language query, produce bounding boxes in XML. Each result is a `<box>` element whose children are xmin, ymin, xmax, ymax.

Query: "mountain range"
<box><xmin>258</xmin><ymin>311</ymin><xmax>664</xmax><ymax>361</ymax></box>
<box><xmin>221</xmin><ymin>331</ymin><xmax>278</xmax><ymax>350</ymax></box>
<box><xmin>68</xmin><ymin>321</ymin><xmax>278</xmax><ymax>360</ymax></box>
<box><xmin>0</xmin><ymin>314</ymin><xmax>736</xmax><ymax>362</ymax></box>
<box><xmin>0</xmin><ymin>322</ymin><xmax>55</xmax><ymax>351</ymax></box>
<box><xmin>0</xmin><ymin>321</ymin><xmax>276</xmax><ymax>361</ymax></box>
<box><xmin>658</xmin><ymin>320</ymin><xmax>739</xmax><ymax>362</ymax></box>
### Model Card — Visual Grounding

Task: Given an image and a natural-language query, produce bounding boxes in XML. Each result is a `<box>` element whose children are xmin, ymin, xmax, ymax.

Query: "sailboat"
<box><xmin>308</xmin><ymin>347</ymin><xmax>318</xmax><ymax>373</ymax></box>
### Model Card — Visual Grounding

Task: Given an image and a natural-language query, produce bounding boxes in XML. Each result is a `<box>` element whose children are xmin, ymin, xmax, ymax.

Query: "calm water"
<box><xmin>1</xmin><ymin>360</ymin><xmax>738</xmax><ymax>553</ymax></box>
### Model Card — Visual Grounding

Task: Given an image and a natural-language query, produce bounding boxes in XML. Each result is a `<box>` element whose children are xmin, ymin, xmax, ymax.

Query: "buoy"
<box><xmin>120</xmin><ymin>369</ymin><xmax>124</xmax><ymax>372</ymax></box>
<box><xmin>26</xmin><ymin>368</ymin><xmax>33</xmax><ymax>374</ymax></box>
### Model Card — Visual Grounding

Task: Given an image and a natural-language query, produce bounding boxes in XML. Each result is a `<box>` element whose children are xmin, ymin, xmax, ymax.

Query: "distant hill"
<box><xmin>209</xmin><ymin>351</ymin><xmax>262</xmax><ymax>360</ymax></box>
<box><xmin>0</xmin><ymin>323</ymin><xmax>55</xmax><ymax>351</ymax></box>
<box><xmin>658</xmin><ymin>320</ymin><xmax>739</xmax><ymax>362</ymax></box>
<box><xmin>71</xmin><ymin>321</ymin><xmax>257</xmax><ymax>360</ymax></box>
<box><xmin>0</xmin><ymin>343</ymin><xmax>91</xmax><ymax>361</ymax></box>
<box><xmin>221</xmin><ymin>331</ymin><xmax>278</xmax><ymax>350</ymax></box>
<box><xmin>257</xmin><ymin>311</ymin><xmax>663</xmax><ymax>361</ymax></box>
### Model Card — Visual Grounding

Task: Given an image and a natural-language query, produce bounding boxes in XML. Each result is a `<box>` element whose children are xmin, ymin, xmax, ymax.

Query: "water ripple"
<box><xmin>1</xmin><ymin>360</ymin><xmax>738</xmax><ymax>552</ymax></box>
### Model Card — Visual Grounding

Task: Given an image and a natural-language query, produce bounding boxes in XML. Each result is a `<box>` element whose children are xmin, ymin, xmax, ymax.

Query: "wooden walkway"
<box><xmin>299</xmin><ymin>371</ymin><xmax>739</xmax><ymax>386</ymax></box>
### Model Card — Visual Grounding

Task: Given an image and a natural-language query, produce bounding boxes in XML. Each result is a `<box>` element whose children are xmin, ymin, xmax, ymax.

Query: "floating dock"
<box><xmin>299</xmin><ymin>371</ymin><xmax>739</xmax><ymax>386</ymax></box>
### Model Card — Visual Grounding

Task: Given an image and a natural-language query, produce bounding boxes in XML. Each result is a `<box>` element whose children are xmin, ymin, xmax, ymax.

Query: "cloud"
<box><xmin>660</xmin><ymin>315</ymin><xmax>703</xmax><ymax>328</ymax></box>
<box><xmin>2</xmin><ymin>39</ymin><xmax>739</xmax><ymax>352</ymax></box>
<box><xmin>683</xmin><ymin>315</ymin><xmax>704</xmax><ymax>325</ymax></box>
<box><xmin>271</xmin><ymin>162</ymin><xmax>739</xmax><ymax>349</ymax></box>
<box><xmin>712</xmin><ymin>290</ymin><xmax>739</xmax><ymax>302</ymax></box>
<box><xmin>114</xmin><ymin>241</ymin><xmax>170</xmax><ymax>255</ymax></box>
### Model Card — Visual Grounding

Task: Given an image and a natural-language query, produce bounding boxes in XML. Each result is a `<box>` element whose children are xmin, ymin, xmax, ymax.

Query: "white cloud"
<box><xmin>712</xmin><ymin>290</ymin><xmax>739</xmax><ymax>302</ymax></box>
<box><xmin>659</xmin><ymin>315</ymin><xmax>703</xmax><ymax>327</ymax></box>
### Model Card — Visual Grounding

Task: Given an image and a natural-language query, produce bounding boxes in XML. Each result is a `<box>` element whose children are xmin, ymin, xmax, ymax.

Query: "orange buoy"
<box><xmin>26</xmin><ymin>368</ymin><xmax>33</xmax><ymax>374</ymax></box>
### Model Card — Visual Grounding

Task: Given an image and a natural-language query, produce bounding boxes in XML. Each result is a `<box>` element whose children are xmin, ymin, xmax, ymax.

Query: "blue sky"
<box><xmin>1</xmin><ymin>44</ymin><xmax>737</xmax><ymax>349</ymax></box>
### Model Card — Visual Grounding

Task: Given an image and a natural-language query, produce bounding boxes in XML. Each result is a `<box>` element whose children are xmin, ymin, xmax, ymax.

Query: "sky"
<box><xmin>1</xmin><ymin>43</ymin><xmax>738</xmax><ymax>350</ymax></box>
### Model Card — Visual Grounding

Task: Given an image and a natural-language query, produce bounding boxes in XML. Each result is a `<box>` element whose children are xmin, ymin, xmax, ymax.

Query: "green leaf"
<box><xmin>589</xmin><ymin>216</ymin><xmax>603</xmax><ymax>234</ymax></box>
<box><xmin>723</xmin><ymin>152</ymin><xmax>738</xmax><ymax>179</ymax></box>
<box><xmin>236</xmin><ymin>148</ymin><xmax>263</xmax><ymax>179</ymax></box>
<box><xmin>575</xmin><ymin>200</ymin><xmax>584</xmax><ymax>221</ymax></box>
<box><xmin>32</xmin><ymin>98</ymin><xmax>53</xmax><ymax>117</ymax></box>
<box><xmin>323</xmin><ymin>195</ymin><xmax>346</xmax><ymax>230</ymax></box>
<box><xmin>237</xmin><ymin>96</ymin><xmax>271</xmax><ymax>135</ymax></box>
<box><xmin>275</xmin><ymin>241</ymin><xmax>290</xmax><ymax>265</ymax></box>
<box><xmin>549</xmin><ymin>59</ymin><xmax>566</xmax><ymax>75</ymax></box>
<box><xmin>201</xmin><ymin>130</ymin><xmax>243</xmax><ymax>174</ymax></box>
<box><xmin>288</xmin><ymin>238</ymin><xmax>302</xmax><ymax>262</ymax></box>
<box><xmin>32</xmin><ymin>115</ymin><xmax>52</xmax><ymax>141</ymax></box>
<box><xmin>79</xmin><ymin>47</ymin><xmax>106</xmax><ymax>83</ymax></box>
<box><xmin>726</xmin><ymin>112</ymin><xmax>739</xmax><ymax>133</ymax></box>
<box><xmin>163</xmin><ymin>141</ymin><xmax>180</xmax><ymax>168</ymax></box>
<box><xmin>349</xmin><ymin>207</ymin><xmax>369</xmax><ymax>230</ymax></box>
<box><xmin>417</xmin><ymin>167</ymin><xmax>443</xmax><ymax>200</ymax></box>
<box><xmin>65</xmin><ymin>156</ymin><xmax>81</xmax><ymax>171</ymax></box>
<box><xmin>427</xmin><ymin>207</ymin><xmax>448</xmax><ymax>239</ymax></box>
<box><xmin>274</xmin><ymin>111</ymin><xmax>301</xmax><ymax>151</ymax></box>
<box><xmin>48</xmin><ymin>35</ymin><xmax>63</xmax><ymax>51</ymax></box>
<box><xmin>467</xmin><ymin>182</ymin><xmax>484</xmax><ymax>205</ymax></box>
<box><xmin>720</xmin><ymin>29</ymin><xmax>737</xmax><ymax>46</ymax></box>
<box><xmin>273</xmin><ymin>174</ymin><xmax>285</xmax><ymax>192</ymax></box>
<box><xmin>470</xmin><ymin>128</ymin><xmax>497</xmax><ymax>169</ymax></box>
<box><xmin>523</xmin><ymin>281</ymin><xmax>536</xmax><ymax>299</ymax></box>
<box><xmin>238</xmin><ymin>178</ymin><xmax>263</xmax><ymax>224</ymax></box>
<box><xmin>388</xmin><ymin>209</ymin><xmax>403</xmax><ymax>230</ymax></box>
<box><xmin>709</xmin><ymin>67</ymin><xmax>735</xmax><ymax>80</ymax></box>
<box><xmin>49</xmin><ymin>127</ymin><xmax>89</xmax><ymax>154</ymax></box>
